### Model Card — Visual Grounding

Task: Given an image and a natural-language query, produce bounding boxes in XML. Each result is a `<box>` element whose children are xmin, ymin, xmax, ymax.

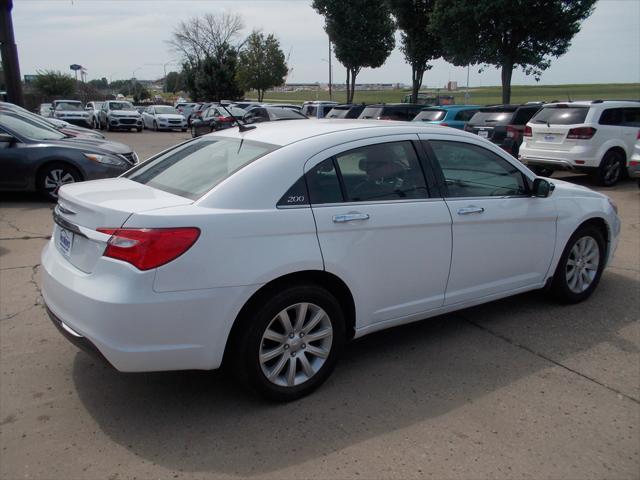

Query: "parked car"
<box><xmin>412</xmin><ymin>105</ymin><xmax>481</xmax><ymax>130</ymax></box>
<box><xmin>42</xmin><ymin>120</ymin><xmax>619</xmax><ymax>401</ymax></box>
<box><xmin>465</xmin><ymin>104</ymin><xmax>542</xmax><ymax>158</ymax></box>
<box><xmin>99</xmin><ymin>100</ymin><xmax>143</xmax><ymax>132</ymax></box>
<box><xmin>142</xmin><ymin>105</ymin><xmax>187</xmax><ymax>132</ymax></box>
<box><xmin>358</xmin><ymin>103</ymin><xmax>424</xmax><ymax>121</ymax></box>
<box><xmin>84</xmin><ymin>101</ymin><xmax>103</xmax><ymax>129</ymax></box>
<box><xmin>243</xmin><ymin>106</ymin><xmax>308</xmax><ymax>124</ymax></box>
<box><xmin>39</xmin><ymin>103</ymin><xmax>53</xmax><ymax>117</ymax></box>
<box><xmin>0</xmin><ymin>102</ymin><xmax>105</xmax><ymax>140</ymax></box>
<box><xmin>325</xmin><ymin>104</ymin><xmax>366</xmax><ymax>119</ymax></box>
<box><xmin>175</xmin><ymin>102</ymin><xmax>199</xmax><ymax>124</ymax></box>
<box><xmin>264</xmin><ymin>104</ymin><xmax>302</xmax><ymax>112</ymax></box>
<box><xmin>519</xmin><ymin>100</ymin><xmax>640</xmax><ymax>186</ymax></box>
<box><xmin>189</xmin><ymin>102</ymin><xmax>215</xmax><ymax>124</ymax></box>
<box><xmin>628</xmin><ymin>133</ymin><xmax>640</xmax><ymax>188</ymax></box>
<box><xmin>301</xmin><ymin>101</ymin><xmax>339</xmax><ymax>118</ymax></box>
<box><xmin>0</xmin><ymin>111</ymin><xmax>138</xmax><ymax>199</ymax></box>
<box><xmin>401</xmin><ymin>93</ymin><xmax>455</xmax><ymax>105</ymax></box>
<box><xmin>190</xmin><ymin>106</ymin><xmax>246</xmax><ymax>137</ymax></box>
<box><xmin>52</xmin><ymin>100</ymin><xmax>92</xmax><ymax>128</ymax></box>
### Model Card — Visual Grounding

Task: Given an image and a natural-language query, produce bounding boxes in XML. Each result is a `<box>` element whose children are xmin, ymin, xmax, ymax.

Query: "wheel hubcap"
<box><xmin>259</xmin><ymin>302</ymin><xmax>333</xmax><ymax>387</ymax></box>
<box><xmin>566</xmin><ymin>236</ymin><xmax>600</xmax><ymax>293</ymax></box>
<box><xmin>604</xmin><ymin>157</ymin><xmax>620</xmax><ymax>183</ymax></box>
<box><xmin>44</xmin><ymin>169</ymin><xmax>75</xmax><ymax>194</ymax></box>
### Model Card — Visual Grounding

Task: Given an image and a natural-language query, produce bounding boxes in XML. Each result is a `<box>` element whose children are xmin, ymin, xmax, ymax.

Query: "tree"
<box><xmin>88</xmin><ymin>77</ymin><xmax>109</xmax><ymax>90</ymax></box>
<box><xmin>164</xmin><ymin>71</ymin><xmax>183</xmax><ymax>93</ymax></box>
<box><xmin>236</xmin><ymin>31</ymin><xmax>288</xmax><ymax>102</ymax></box>
<box><xmin>183</xmin><ymin>43</ymin><xmax>244</xmax><ymax>101</ymax></box>
<box><xmin>313</xmin><ymin>0</ymin><xmax>395</xmax><ymax>103</ymax></box>
<box><xmin>32</xmin><ymin>70</ymin><xmax>75</xmax><ymax>96</ymax></box>
<box><xmin>431</xmin><ymin>0</ymin><xmax>596</xmax><ymax>104</ymax></box>
<box><xmin>388</xmin><ymin>0</ymin><xmax>442</xmax><ymax>104</ymax></box>
<box><xmin>169</xmin><ymin>12</ymin><xmax>245</xmax><ymax>101</ymax></box>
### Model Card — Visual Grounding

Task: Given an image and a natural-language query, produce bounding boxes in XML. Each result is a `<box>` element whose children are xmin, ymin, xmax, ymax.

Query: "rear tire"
<box><xmin>37</xmin><ymin>162</ymin><xmax>81</xmax><ymax>201</ymax></box>
<box><xmin>549</xmin><ymin>225</ymin><xmax>606</xmax><ymax>303</ymax></box>
<box><xmin>231</xmin><ymin>284</ymin><xmax>345</xmax><ymax>401</ymax></box>
<box><xmin>596</xmin><ymin>150</ymin><xmax>624</xmax><ymax>186</ymax></box>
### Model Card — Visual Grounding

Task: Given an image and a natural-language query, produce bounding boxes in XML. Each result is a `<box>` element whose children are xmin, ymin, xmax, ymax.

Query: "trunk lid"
<box><xmin>53</xmin><ymin>178</ymin><xmax>193</xmax><ymax>273</ymax></box>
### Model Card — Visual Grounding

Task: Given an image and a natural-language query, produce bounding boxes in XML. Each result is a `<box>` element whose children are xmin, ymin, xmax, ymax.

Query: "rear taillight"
<box><xmin>440</xmin><ymin>122</ymin><xmax>449</xmax><ymax>127</ymax></box>
<box><xmin>506</xmin><ymin>125</ymin><xmax>520</xmax><ymax>139</ymax></box>
<box><xmin>215</xmin><ymin>115</ymin><xmax>234</xmax><ymax>123</ymax></box>
<box><xmin>567</xmin><ymin>127</ymin><xmax>596</xmax><ymax>140</ymax></box>
<box><xmin>97</xmin><ymin>227</ymin><xmax>200</xmax><ymax>271</ymax></box>
<box><xmin>523</xmin><ymin>125</ymin><xmax>532</xmax><ymax>137</ymax></box>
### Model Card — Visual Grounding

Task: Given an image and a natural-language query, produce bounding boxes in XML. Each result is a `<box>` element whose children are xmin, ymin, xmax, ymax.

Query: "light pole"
<box><xmin>321</xmin><ymin>58</ymin><xmax>333</xmax><ymax>101</ymax></box>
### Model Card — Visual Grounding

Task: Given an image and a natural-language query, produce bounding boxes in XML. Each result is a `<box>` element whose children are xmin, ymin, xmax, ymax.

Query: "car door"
<box><xmin>0</xmin><ymin>128</ymin><xmax>30</xmax><ymax>189</ymax></box>
<box><xmin>306</xmin><ymin>135</ymin><xmax>453</xmax><ymax>330</ymax></box>
<box><xmin>420</xmin><ymin>134</ymin><xmax>557</xmax><ymax>305</ymax></box>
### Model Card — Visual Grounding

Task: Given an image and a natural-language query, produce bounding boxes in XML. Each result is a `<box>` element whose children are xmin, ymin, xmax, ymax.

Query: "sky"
<box><xmin>11</xmin><ymin>0</ymin><xmax>640</xmax><ymax>88</ymax></box>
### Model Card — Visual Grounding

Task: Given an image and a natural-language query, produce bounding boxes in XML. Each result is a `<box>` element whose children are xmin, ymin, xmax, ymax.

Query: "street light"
<box><xmin>320</xmin><ymin>58</ymin><xmax>333</xmax><ymax>101</ymax></box>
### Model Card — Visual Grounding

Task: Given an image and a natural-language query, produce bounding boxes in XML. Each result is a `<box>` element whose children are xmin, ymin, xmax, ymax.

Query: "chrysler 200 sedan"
<box><xmin>42</xmin><ymin>120</ymin><xmax>620</xmax><ymax>401</ymax></box>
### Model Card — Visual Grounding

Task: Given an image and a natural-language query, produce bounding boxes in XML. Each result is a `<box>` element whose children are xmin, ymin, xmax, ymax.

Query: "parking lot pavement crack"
<box><xmin>465</xmin><ymin>318</ymin><xmax>640</xmax><ymax>405</ymax></box>
<box><xmin>0</xmin><ymin>235</ymin><xmax>51</xmax><ymax>241</ymax></box>
<box><xmin>0</xmin><ymin>217</ymin><xmax>50</xmax><ymax>239</ymax></box>
<box><xmin>1</xmin><ymin>304</ymin><xmax>39</xmax><ymax>322</ymax></box>
<box><xmin>30</xmin><ymin>264</ymin><xmax>43</xmax><ymax>304</ymax></box>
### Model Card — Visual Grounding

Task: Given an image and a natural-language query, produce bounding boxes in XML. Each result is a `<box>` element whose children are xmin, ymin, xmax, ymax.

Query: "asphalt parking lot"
<box><xmin>1</xmin><ymin>130</ymin><xmax>638</xmax><ymax>480</ymax></box>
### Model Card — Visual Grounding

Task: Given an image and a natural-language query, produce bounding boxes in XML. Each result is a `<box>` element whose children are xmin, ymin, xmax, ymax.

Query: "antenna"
<box><xmin>220</xmin><ymin>104</ymin><xmax>256</xmax><ymax>132</ymax></box>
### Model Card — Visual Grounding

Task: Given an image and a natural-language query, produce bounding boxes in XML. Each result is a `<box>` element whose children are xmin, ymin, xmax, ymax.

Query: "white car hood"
<box><xmin>156</xmin><ymin>114</ymin><xmax>185</xmax><ymax>121</ymax></box>
<box><xmin>550</xmin><ymin>178</ymin><xmax>605</xmax><ymax>200</ymax></box>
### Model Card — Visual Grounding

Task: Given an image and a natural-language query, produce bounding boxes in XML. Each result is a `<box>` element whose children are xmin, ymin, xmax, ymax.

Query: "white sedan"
<box><xmin>41</xmin><ymin>120</ymin><xmax>620</xmax><ymax>400</ymax></box>
<box><xmin>141</xmin><ymin>105</ymin><xmax>187</xmax><ymax>132</ymax></box>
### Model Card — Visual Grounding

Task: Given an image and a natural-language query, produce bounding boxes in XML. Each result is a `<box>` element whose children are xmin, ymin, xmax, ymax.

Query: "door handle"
<box><xmin>332</xmin><ymin>212</ymin><xmax>370</xmax><ymax>223</ymax></box>
<box><xmin>457</xmin><ymin>206</ymin><xmax>485</xmax><ymax>215</ymax></box>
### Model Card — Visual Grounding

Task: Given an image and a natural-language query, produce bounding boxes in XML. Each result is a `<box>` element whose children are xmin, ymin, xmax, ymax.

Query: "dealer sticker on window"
<box><xmin>58</xmin><ymin>228</ymin><xmax>74</xmax><ymax>257</ymax></box>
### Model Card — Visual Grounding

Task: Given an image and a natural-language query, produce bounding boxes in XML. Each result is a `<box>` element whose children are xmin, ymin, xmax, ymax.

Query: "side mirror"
<box><xmin>0</xmin><ymin>133</ymin><xmax>16</xmax><ymax>146</ymax></box>
<box><xmin>532</xmin><ymin>178</ymin><xmax>555</xmax><ymax>198</ymax></box>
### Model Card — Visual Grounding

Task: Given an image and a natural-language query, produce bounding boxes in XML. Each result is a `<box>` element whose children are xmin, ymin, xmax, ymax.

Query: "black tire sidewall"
<box><xmin>234</xmin><ymin>285</ymin><xmax>346</xmax><ymax>401</ymax></box>
<box><xmin>597</xmin><ymin>151</ymin><xmax>623</xmax><ymax>186</ymax></box>
<box><xmin>551</xmin><ymin>226</ymin><xmax>606</xmax><ymax>303</ymax></box>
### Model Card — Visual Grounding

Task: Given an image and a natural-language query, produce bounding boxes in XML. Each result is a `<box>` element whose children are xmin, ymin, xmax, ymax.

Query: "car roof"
<box><xmin>210</xmin><ymin>119</ymin><xmax>470</xmax><ymax>147</ymax></box>
<box><xmin>420</xmin><ymin>105</ymin><xmax>480</xmax><ymax>111</ymax></box>
<box><xmin>542</xmin><ymin>100</ymin><xmax>640</xmax><ymax>108</ymax></box>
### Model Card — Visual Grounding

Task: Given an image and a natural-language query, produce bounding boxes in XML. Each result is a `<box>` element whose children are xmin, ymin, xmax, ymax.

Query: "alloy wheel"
<box><xmin>259</xmin><ymin>302</ymin><xmax>333</xmax><ymax>387</ymax></box>
<box><xmin>566</xmin><ymin>236</ymin><xmax>600</xmax><ymax>294</ymax></box>
<box><xmin>43</xmin><ymin>168</ymin><xmax>76</xmax><ymax>197</ymax></box>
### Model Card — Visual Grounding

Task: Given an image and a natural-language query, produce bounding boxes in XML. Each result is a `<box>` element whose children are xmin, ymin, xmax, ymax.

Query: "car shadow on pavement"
<box><xmin>71</xmin><ymin>269</ymin><xmax>639</xmax><ymax>476</ymax></box>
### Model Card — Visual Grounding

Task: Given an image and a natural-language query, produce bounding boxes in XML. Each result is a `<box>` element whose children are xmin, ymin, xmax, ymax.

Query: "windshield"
<box><xmin>155</xmin><ymin>106</ymin><xmax>179</xmax><ymax>115</ymax></box>
<box><xmin>55</xmin><ymin>102</ymin><xmax>82</xmax><ymax>111</ymax></box>
<box><xmin>414</xmin><ymin>109</ymin><xmax>446</xmax><ymax>121</ymax></box>
<box><xmin>109</xmin><ymin>102</ymin><xmax>135</xmax><ymax>111</ymax></box>
<box><xmin>359</xmin><ymin>107</ymin><xmax>384</xmax><ymax>119</ymax></box>
<box><xmin>125</xmin><ymin>137</ymin><xmax>279</xmax><ymax>200</ymax></box>
<box><xmin>269</xmin><ymin>108</ymin><xmax>307</xmax><ymax>120</ymax></box>
<box><xmin>532</xmin><ymin>106</ymin><xmax>588</xmax><ymax>125</ymax></box>
<box><xmin>468</xmin><ymin>109</ymin><xmax>515</xmax><ymax>125</ymax></box>
<box><xmin>0</xmin><ymin>112</ymin><xmax>66</xmax><ymax>140</ymax></box>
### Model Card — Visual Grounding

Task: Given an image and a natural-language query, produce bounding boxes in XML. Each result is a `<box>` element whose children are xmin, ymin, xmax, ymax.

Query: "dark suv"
<box><xmin>465</xmin><ymin>104</ymin><xmax>542</xmax><ymax>157</ymax></box>
<box><xmin>358</xmin><ymin>103</ymin><xmax>424</xmax><ymax>121</ymax></box>
<box><xmin>325</xmin><ymin>104</ymin><xmax>367</xmax><ymax>119</ymax></box>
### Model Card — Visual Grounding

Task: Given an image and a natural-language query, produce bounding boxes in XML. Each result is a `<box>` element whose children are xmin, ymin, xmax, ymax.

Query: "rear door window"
<box><xmin>512</xmin><ymin>107</ymin><xmax>540</xmax><ymax>125</ymax></box>
<box><xmin>359</xmin><ymin>107</ymin><xmax>383</xmax><ymax>119</ymax></box>
<box><xmin>334</xmin><ymin>141</ymin><xmax>428</xmax><ymax>202</ymax></box>
<box><xmin>454</xmin><ymin>109</ymin><xmax>478</xmax><ymax>122</ymax></box>
<box><xmin>531</xmin><ymin>106</ymin><xmax>589</xmax><ymax>125</ymax></box>
<box><xmin>414</xmin><ymin>110</ymin><xmax>446</xmax><ymax>122</ymax></box>
<box><xmin>622</xmin><ymin>108</ymin><xmax>640</xmax><ymax>127</ymax></box>
<box><xmin>125</xmin><ymin>138</ymin><xmax>278</xmax><ymax>200</ymax></box>
<box><xmin>599</xmin><ymin>108</ymin><xmax>623</xmax><ymax>126</ymax></box>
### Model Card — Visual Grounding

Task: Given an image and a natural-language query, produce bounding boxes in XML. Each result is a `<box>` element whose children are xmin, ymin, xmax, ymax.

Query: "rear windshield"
<box><xmin>55</xmin><ymin>102</ymin><xmax>82</xmax><ymax>111</ymax></box>
<box><xmin>326</xmin><ymin>107</ymin><xmax>350</xmax><ymax>119</ymax></box>
<box><xmin>269</xmin><ymin>108</ymin><xmax>307</xmax><ymax>120</ymax></box>
<box><xmin>469</xmin><ymin>109</ymin><xmax>515</xmax><ymax>125</ymax></box>
<box><xmin>125</xmin><ymin>137</ymin><xmax>278</xmax><ymax>200</ymax></box>
<box><xmin>359</xmin><ymin>107</ymin><xmax>383</xmax><ymax>119</ymax></box>
<box><xmin>512</xmin><ymin>107</ymin><xmax>541</xmax><ymax>125</ymax></box>
<box><xmin>413</xmin><ymin>109</ymin><xmax>446</xmax><ymax>121</ymax></box>
<box><xmin>531</xmin><ymin>106</ymin><xmax>589</xmax><ymax>125</ymax></box>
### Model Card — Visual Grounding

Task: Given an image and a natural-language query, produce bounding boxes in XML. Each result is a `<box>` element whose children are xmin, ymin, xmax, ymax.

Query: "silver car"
<box><xmin>84</xmin><ymin>101</ymin><xmax>103</xmax><ymax>129</ymax></box>
<box><xmin>52</xmin><ymin>100</ymin><xmax>92</xmax><ymax>128</ymax></box>
<box><xmin>98</xmin><ymin>100</ymin><xmax>143</xmax><ymax>132</ymax></box>
<box><xmin>141</xmin><ymin>105</ymin><xmax>187</xmax><ymax>132</ymax></box>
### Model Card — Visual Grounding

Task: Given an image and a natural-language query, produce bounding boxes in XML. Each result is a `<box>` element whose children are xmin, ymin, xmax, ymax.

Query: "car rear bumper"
<box><xmin>627</xmin><ymin>160</ymin><xmax>640</xmax><ymax>179</ymax></box>
<box><xmin>41</xmin><ymin>239</ymin><xmax>258</xmax><ymax>372</ymax></box>
<box><xmin>519</xmin><ymin>144</ymin><xmax>600</xmax><ymax>169</ymax></box>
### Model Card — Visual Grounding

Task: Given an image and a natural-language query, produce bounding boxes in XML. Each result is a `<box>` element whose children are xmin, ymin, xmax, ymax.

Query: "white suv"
<box><xmin>519</xmin><ymin>100</ymin><xmax>640</xmax><ymax>186</ymax></box>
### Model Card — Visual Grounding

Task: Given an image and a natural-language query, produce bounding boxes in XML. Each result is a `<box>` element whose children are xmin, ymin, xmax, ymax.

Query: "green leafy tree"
<box><xmin>313</xmin><ymin>0</ymin><xmax>395</xmax><ymax>103</ymax></box>
<box><xmin>183</xmin><ymin>43</ymin><xmax>244</xmax><ymax>101</ymax></box>
<box><xmin>164</xmin><ymin>71</ymin><xmax>183</xmax><ymax>93</ymax></box>
<box><xmin>431</xmin><ymin>0</ymin><xmax>597</xmax><ymax>104</ymax></box>
<box><xmin>32</xmin><ymin>70</ymin><xmax>76</xmax><ymax>96</ymax></box>
<box><xmin>236</xmin><ymin>31</ymin><xmax>288</xmax><ymax>102</ymax></box>
<box><xmin>388</xmin><ymin>0</ymin><xmax>442</xmax><ymax>104</ymax></box>
<box><xmin>131</xmin><ymin>83</ymin><xmax>150</xmax><ymax>103</ymax></box>
<box><xmin>88</xmin><ymin>77</ymin><xmax>109</xmax><ymax>90</ymax></box>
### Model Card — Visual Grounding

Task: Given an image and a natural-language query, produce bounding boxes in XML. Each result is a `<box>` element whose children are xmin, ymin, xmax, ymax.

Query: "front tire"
<box><xmin>531</xmin><ymin>166</ymin><xmax>554</xmax><ymax>177</ymax></box>
<box><xmin>596</xmin><ymin>150</ymin><xmax>624</xmax><ymax>186</ymax></box>
<box><xmin>153</xmin><ymin>121</ymin><xmax>158</xmax><ymax>132</ymax></box>
<box><xmin>37</xmin><ymin>163</ymin><xmax>81</xmax><ymax>201</ymax></box>
<box><xmin>231</xmin><ymin>284</ymin><xmax>345</xmax><ymax>401</ymax></box>
<box><xmin>550</xmin><ymin>225</ymin><xmax>606</xmax><ymax>303</ymax></box>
